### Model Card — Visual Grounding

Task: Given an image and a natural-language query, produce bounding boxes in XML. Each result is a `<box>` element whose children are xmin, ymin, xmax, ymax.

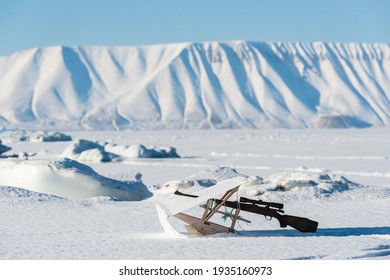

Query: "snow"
<box><xmin>162</xmin><ymin>177</ymin><xmax>248</xmax><ymax>215</ymax></box>
<box><xmin>1</xmin><ymin>42</ymin><xmax>390</xmax><ymax>130</ymax></box>
<box><xmin>104</xmin><ymin>143</ymin><xmax>180</xmax><ymax>159</ymax></box>
<box><xmin>0</xmin><ymin>157</ymin><xmax>151</xmax><ymax>201</ymax></box>
<box><xmin>60</xmin><ymin>139</ymin><xmax>180</xmax><ymax>162</ymax></box>
<box><xmin>60</xmin><ymin>139</ymin><xmax>115</xmax><ymax>162</ymax></box>
<box><xmin>30</xmin><ymin>131</ymin><xmax>72</xmax><ymax>142</ymax></box>
<box><xmin>156</xmin><ymin>204</ymin><xmax>187</xmax><ymax>239</ymax></box>
<box><xmin>0</xmin><ymin>129</ymin><xmax>389</xmax><ymax>259</ymax></box>
<box><xmin>0</xmin><ymin>129</ymin><xmax>72</xmax><ymax>146</ymax></box>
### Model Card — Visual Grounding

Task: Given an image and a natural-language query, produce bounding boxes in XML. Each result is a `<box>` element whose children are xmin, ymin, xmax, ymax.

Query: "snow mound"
<box><xmin>155</xmin><ymin>166</ymin><xmax>246</xmax><ymax>195</ymax></box>
<box><xmin>105</xmin><ymin>143</ymin><xmax>180</xmax><ymax>158</ymax></box>
<box><xmin>29</xmin><ymin>131</ymin><xmax>72</xmax><ymax>142</ymax></box>
<box><xmin>156</xmin><ymin>166</ymin><xmax>360</xmax><ymax>200</ymax></box>
<box><xmin>60</xmin><ymin>139</ymin><xmax>116</xmax><ymax>162</ymax></box>
<box><xmin>158</xmin><ymin>180</ymin><xmax>196</xmax><ymax>195</ymax></box>
<box><xmin>0</xmin><ymin>129</ymin><xmax>71</xmax><ymax>142</ymax></box>
<box><xmin>0</xmin><ymin>139</ymin><xmax>11</xmax><ymax>155</ymax></box>
<box><xmin>186</xmin><ymin>166</ymin><xmax>246</xmax><ymax>186</ymax></box>
<box><xmin>61</xmin><ymin>140</ymin><xmax>180</xmax><ymax>162</ymax></box>
<box><xmin>0</xmin><ymin>158</ymin><xmax>151</xmax><ymax>201</ymax></box>
<box><xmin>238</xmin><ymin>170</ymin><xmax>361</xmax><ymax>199</ymax></box>
<box><xmin>0</xmin><ymin>185</ymin><xmax>66</xmax><ymax>202</ymax></box>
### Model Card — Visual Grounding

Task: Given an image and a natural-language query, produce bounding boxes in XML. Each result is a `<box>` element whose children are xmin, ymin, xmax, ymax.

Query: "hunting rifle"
<box><xmin>214</xmin><ymin>197</ymin><xmax>318</xmax><ymax>233</ymax></box>
<box><xmin>170</xmin><ymin>178</ymin><xmax>318</xmax><ymax>235</ymax></box>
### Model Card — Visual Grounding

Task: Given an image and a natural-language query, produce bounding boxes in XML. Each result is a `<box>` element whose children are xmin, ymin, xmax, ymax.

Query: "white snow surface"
<box><xmin>0</xmin><ymin>129</ymin><xmax>389</xmax><ymax>260</ymax></box>
<box><xmin>0</xmin><ymin>157</ymin><xmax>151</xmax><ymax>201</ymax></box>
<box><xmin>60</xmin><ymin>139</ymin><xmax>115</xmax><ymax>162</ymax></box>
<box><xmin>0</xmin><ymin>128</ymin><xmax>71</xmax><ymax>143</ymax></box>
<box><xmin>60</xmin><ymin>139</ymin><xmax>180</xmax><ymax>162</ymax></box>
<box><xmin>1</xmin><ymin>41</ymin><xmax>390</xmax><ymax>130</ymax></box>
<box><xmin>104</xmin><ymin>143</ymin><xmax>179</xmax><ymax>159</ymax></box>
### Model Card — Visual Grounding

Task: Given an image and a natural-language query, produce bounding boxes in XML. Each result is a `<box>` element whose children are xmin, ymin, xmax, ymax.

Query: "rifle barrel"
<box><xmin>240</xmin><ymin>197</ymin><xmax>284</xmax><ymax>210</ymax></box>
<box><xmin>214</xmin><ymin>199</ymin><xmax>318</xmax><ymax>233</ymax></box>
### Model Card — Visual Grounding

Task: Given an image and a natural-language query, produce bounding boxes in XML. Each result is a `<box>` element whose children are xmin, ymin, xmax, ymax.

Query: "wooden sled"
<box><xmin>165</xmin><ymin>177</ymin><xmax>319</xmax><ymax>236</ymax></box>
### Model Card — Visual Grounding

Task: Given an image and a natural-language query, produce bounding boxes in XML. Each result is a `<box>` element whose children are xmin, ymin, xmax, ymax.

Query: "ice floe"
<box><xmin>60</xmin><ymin>139</ymin><xmax>180</xmax><ymax>162</ymax></box>
<box><xmin>0</xmin><ymin>158</ymin><xmax>151</xmax><ymax>201</ymax></box>
<box><xmin>60</xmin><ymin>139</ymin><xmax>116</xmax><ymax>162</ymax></box>
<box><xmin>105</xmin><ymin>143</ymin><xmax>179</xmax><ymax>159</ymax></box>
<box><xmin>0</xmin><ymin>129</ymin><xmax>72</xmax><ymax>142</ymax></box>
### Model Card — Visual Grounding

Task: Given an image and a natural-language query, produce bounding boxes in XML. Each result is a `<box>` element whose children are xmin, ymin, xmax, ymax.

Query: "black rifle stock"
<box><xmin>214</xmin><ymin>199</ymin><xmax>318</xmax><ymax>233</ymax></box>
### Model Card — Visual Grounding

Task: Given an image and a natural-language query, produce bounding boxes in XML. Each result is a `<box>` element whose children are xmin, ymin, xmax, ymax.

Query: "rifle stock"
<box><xmin>214</xmin><ymin>199</ymin><xmax>318</xmax><ymax>233</ymax></box>
<box><xmin>278</xmin><ymin>214</ymin><xmax>318</xmax><ymax>233</ymax></box>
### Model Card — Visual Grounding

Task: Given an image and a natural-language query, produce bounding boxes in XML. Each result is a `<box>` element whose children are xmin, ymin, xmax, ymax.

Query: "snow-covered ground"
<box><xmin>1</xmin><ymin>128</ymin><xmax>390</xmax><ymax>259</ymax></box>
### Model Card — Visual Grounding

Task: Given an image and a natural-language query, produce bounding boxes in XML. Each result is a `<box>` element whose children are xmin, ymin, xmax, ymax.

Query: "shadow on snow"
<box><xmin>237</xmin><ymin>226</ymin><xmax>390</xmax><ymax>237</ymax></box>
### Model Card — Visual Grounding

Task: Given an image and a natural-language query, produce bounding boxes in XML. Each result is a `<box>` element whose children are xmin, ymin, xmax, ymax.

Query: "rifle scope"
<box><xmin>240</xmin><ymin>197</ymin><xmax>284</xmax><ymax>210</ymax></box>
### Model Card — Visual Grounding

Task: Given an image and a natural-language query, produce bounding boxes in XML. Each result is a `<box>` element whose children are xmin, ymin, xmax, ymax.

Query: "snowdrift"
<box><xmin>0</xmin><ymin>185</ymin><xmax>67</xmax><ymax>202</ymax></box>
<box><xmin>0</xmin><ymin>128</ymin><xmax>71</xmax><ymax>142</ymax></box>
<box><xmin>239</xmin><ymin>169</ymin><xmax>360</xmax><ymax>200</ymax></box>
<box><xmin>1</xmin><ymin>41</ymin><xmax>390</xmax><ymax>130</ymax></box>
<box><xmin>105</xmin><ymin>143</ymin><xmax>179</xmax><ymax>159</ymax></box>
<box><xmin>157</xmin><ymin>166</ymin><xmax>360</xmax><ymax>200</ymax></box>
<box><xmin>61</xmin><ymin>139</ymin><xmax>180</xmax><ymax>162</ymax></box>
<box><xmin>60</xmin><ymin>139</ymin><xmax>116</xmax><ymax>162</ymax></box>
<box><xmin>0</xmin><ymin>158</ymin><xmax>151</xmax><ymax>201</ymax></box>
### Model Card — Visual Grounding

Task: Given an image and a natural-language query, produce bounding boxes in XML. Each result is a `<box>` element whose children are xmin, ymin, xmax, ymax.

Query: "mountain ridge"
<box><xmin>1</xmin><ymin>41</ymin><xmax>389</xmax><ymax>130</ymax></box>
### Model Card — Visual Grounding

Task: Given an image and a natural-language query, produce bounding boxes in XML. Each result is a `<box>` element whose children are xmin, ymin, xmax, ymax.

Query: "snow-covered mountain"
<box><xmin>1</xmin><ymin>41</ymin><xmax>390</xmax><ymax>130</ymax></box>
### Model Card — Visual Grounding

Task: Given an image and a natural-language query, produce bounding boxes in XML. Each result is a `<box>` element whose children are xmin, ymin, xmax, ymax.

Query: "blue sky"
<box><xmin>0</xmin><ymin>0</ymin><xmax>389</xmax><ymax>55</ymax></box>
